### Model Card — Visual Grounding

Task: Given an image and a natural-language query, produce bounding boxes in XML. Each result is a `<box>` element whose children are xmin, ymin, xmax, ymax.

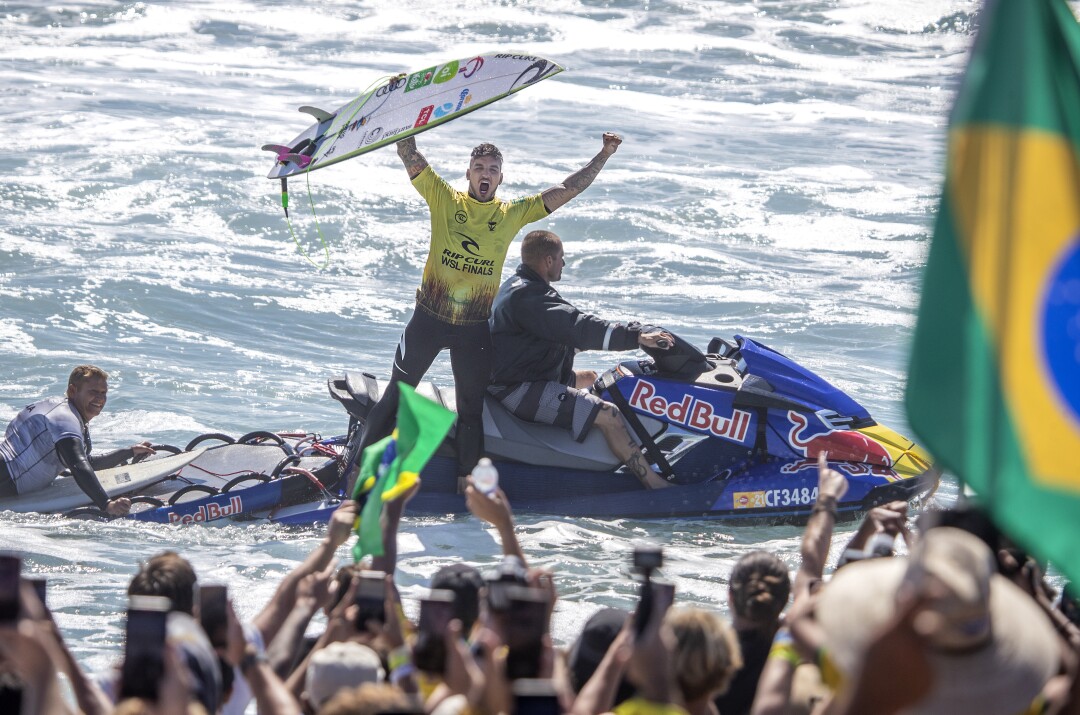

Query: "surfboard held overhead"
<box><xmin>263</xmin><ymin>53</ymin><xmax>564</xmax><ymax>180</ymax></box>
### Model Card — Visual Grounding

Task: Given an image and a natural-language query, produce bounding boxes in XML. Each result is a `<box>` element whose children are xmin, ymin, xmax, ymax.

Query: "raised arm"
<box><xmin>370</xmin><ymin>480</ymin><xmax>419</xmax><ymax>575</ymax></box>
<box><xmin>541</xmin><ymin>132</ymin><xmax>621</xmax><ymax>213</ymax></box>
<box><xmin>465</xmin><ymin>480</ymin><xmax>527</xmax><ymax>567</ymax></box>
<box><xmin>250</xmin><ymin>500</ymin><xmax>358</xmax><ymax>646</ymax></box>
<box><xmin>397</xmin><ymin>136</ymin><xmax>430</xmax><ymax>180</ymax></box>
<box><xmin>792</xmin><ymin>453</ymin><xmax>849</xmax><ymax>600</ymax></box>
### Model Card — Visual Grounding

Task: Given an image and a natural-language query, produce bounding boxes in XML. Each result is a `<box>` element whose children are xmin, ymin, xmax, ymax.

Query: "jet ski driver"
<box><xmin>0</xmin><ymin>365</ymin><xmax>154</xmax><ymax>515</ymax></box>
<box><xmin>488</xmin><ymin>230</ymin><xmax>674</xmax><ymax>490</ymax></box>
<box><xmin>349</xmin><ymin>132</ymin><xmax>625</xmax><ymax>491</ymax></box>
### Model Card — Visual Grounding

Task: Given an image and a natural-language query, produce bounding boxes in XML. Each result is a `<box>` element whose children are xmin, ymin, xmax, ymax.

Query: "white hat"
<box><xmin>305</xmin><ymin>642</ymin><xmax>386</xmax><ymax>707</ymax></box>
<box><xmin>815</xmin><ymin>527</ymin><xmax>1059</xmax><ymax>715</ymax></box>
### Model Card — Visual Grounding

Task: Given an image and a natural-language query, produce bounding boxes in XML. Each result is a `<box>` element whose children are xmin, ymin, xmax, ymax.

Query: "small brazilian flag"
<box><xmin>906</xmin><ymin>0</ymin><xmax>1080</xmax><ymax>581</ymax></box>
<box><xmin>352</xmin><ymin>384</ymin><xmax>456</xmax><ymax>561</ymax></box>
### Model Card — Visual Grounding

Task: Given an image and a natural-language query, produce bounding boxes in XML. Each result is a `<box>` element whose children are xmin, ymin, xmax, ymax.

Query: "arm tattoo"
<box><xmin>542</xmin><ymin>150</ymin><xmax>611</xmax><ymax>212</ymax></box>
<box><xmin>564</xmin><ymin>154</ymin><xmax>608</xmax><ymax>193</ymax></box>
<box><xmin>397</xmin><ymin>138</ymin><xmax>429</xmax><ymax>179</ymax></box>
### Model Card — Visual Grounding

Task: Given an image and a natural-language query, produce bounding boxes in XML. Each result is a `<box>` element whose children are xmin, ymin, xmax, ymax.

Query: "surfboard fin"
<box><xmin>262</xmin><ymin>143</ymin><xmax>315</xmax><ymax>169</ymax></box>
<box><xmin>283</xmin><ymin>153</ymin><xmax>313</xmax><ymax>169</ymax></box>
<box><xmin>299</xmin><ymin>106</ymin><xmax>336</xmax><ymax>123</ymax></box>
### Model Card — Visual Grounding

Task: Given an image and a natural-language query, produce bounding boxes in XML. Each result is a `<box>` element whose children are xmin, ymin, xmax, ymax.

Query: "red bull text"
<box><xmin>168</xmin><ymin>496</ymin><xmax>243</xmax><ymax>525</ymax></box>
<box><xmin>628</xmin><ymin>379</ymin><xmax>752</xmax><ymax>443</ymax></box>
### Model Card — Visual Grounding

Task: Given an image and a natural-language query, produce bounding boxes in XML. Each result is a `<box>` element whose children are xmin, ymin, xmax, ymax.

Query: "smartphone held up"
<box><xmin>120</xmin><ymin>595</ymin><xmax>171</xmax><ymax>703</ymax></box>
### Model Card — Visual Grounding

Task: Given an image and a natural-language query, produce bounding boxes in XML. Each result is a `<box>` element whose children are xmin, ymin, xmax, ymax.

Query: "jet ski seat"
<box><xmin>333</xmin><ymin>372</ymin><xmax>667</xmax><ymax>473</ymax></box>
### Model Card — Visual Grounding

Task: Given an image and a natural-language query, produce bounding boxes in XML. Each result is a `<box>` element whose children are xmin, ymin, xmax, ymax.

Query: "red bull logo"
<box><xmin>786</xmin><ymin>411</ymin><xmax>893</xmax><ymax>466</ymax></box>
<box><xmin>628</xmin><ymin>379</ymin><xmax>752</xmax><ymax>443</ymax></box>
<box><xmin>778</xmin><ymin>458</ymin><xmax>900</xmax><ymax>480</ymax></box>
<box><xmin>167</xmin><ymin>496</ymin><xmax>243</xmax><ymax>525</ymax></box>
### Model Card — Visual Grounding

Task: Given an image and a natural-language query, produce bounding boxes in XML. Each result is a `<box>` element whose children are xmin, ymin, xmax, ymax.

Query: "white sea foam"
<box><xmin>0</xmin><ymin>0</ymin><xmax>981</xmax><ymax>669</ymax></box>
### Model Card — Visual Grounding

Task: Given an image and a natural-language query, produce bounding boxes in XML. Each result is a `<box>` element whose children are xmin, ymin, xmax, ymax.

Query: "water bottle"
<box><xmin>472</xmin><ymin>457</ymin><xmax>499</xmax><ymax>496</ymax></box>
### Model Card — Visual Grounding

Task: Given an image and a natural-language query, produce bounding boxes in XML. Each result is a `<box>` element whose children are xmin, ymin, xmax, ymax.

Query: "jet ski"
<box><xmin>273</xmin><ymin>332</ymin><xmax>939</xmax><ymax>525</ymax></box>
<box><xmin>53</xmin><ymin>332</ymin><xmax>937</xmax><ymax>525</ymax></box>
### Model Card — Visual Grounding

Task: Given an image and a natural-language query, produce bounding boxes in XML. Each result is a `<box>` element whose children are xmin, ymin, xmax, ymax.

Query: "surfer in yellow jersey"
<box><xmin>348</xmin><ymin>132</ymin><xmax>623</xmax><ymax>489</ymax></box>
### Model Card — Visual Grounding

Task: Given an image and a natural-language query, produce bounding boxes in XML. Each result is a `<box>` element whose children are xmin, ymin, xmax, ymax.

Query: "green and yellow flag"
<box><xmin>907</xmin><ymin>0</ymin><xmax>1080</xmax><ymax>580</ymax></box>
<box><xmin>352</xmin><ymin>384</ymin><xmax>456</xmax><ymax>561</ymax></box>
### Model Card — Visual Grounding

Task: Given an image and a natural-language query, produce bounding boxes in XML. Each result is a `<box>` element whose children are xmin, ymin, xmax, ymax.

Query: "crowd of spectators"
<box><xmin>3</xmin><ymin>452</ymin><xmax>1080</xmax><ymax>715</ymax></box>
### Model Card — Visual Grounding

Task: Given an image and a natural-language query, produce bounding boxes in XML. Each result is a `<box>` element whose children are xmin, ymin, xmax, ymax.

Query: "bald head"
<box><xmin>521</xmin><ymin>230</ymin><xmax>565</xmax><ymax>282</ymax></box>
<box><xmin>522</xmin><ymin>231</ymin><xmax>561</xmax><ymax>266</ymax></box>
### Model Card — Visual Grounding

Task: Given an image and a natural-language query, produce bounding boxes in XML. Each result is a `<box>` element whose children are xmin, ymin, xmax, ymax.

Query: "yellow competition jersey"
<box><xmin>412</xmin><ymin>166</ymin><xmax>548</xmax><ymax>325</ymax></box>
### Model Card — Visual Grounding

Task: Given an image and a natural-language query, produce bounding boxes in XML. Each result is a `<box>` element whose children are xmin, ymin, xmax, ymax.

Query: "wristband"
<box><xmin>239</xmin><ymin>649</ymin><xmax>268</xmax><ymax>675</ymax></box>
<box><xmin>613</xmin><ymin>697</ymin><xmax>689</xmax><ymax>715</ymax></box>
<box><xmin>390</xmin><ymin>663</ymin><xmax>416</xmax><ymax>684</ymax></box>
<box><xmin>388</xmin><ymin>645</ymin><xmax>411</xmax><ymax>672</ymax></box>
<box><xmin>810</xmin><ymin>500</ymin><xmax>837</xmax><ymax>518</ymax></box>
<box><xmin>769</xmin><ymin>643</ymin><xmax>802</xmax><ymax>667</ymax></box>
<box><xmin>815</xmin><ymin>647</ymin><xmax>844</xmax><ymax>690</ymax></box>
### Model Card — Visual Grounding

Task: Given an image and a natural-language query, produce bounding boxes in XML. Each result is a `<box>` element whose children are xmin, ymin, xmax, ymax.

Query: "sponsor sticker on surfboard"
<box><xmin>264</xmin><ymin>53</ymin><xmax>564</xmax><ymax>179</ymax></box>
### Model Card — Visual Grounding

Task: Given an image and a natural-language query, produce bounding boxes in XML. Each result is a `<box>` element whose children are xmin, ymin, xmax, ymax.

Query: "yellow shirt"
<box><xmin>412</xmin><ymin>166</ymin><xmax>548</xmax><ymax>325</ymax></box>
<box><xmin>613</xmin><ymin>697</ymin><xmax>689</xmax><ymax>715</ymax></box>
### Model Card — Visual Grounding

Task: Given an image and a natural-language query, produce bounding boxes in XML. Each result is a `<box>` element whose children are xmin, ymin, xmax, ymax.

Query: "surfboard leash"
<box><xmin>280</xmin><ymin>175</ymin><xmax>331</xmax><ymax>270</ymax></box>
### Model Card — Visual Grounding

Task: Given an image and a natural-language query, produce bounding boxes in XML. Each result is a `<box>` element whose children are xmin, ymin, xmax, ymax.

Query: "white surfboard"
<box><xmin>264</xmin><ymin>53</ymin><xmax>564</xmax><ymax>179</ymax></box>
<box><xmin>0</xmin><ymin>447</ymin><xmax>207</xmax><ymax>513</ymax></box>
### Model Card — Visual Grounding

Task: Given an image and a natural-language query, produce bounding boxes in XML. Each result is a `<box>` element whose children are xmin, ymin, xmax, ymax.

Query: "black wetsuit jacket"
<box><xmin>489</xmin><ymin>264</ymin><xmax>642</xmax><ymax>387</ymax></box>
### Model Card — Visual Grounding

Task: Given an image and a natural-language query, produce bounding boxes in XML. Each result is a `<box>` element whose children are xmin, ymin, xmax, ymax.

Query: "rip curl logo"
<box><xmin>461</xmin><ymin>57</ymin><xmax>484</xmax><ymax>79</ymax></box>
<box><xmin>488</xmin><ymin>221</ymin><xmax>497</xmax><ymax>232</ymax></box>
<box><xmin>460</xmin><ymin>235</ymin><xmax>481</xmax><ymax>256</ymax></box>
<box><xmin>454</xmin><ymin>211</ymin><xmax>467</xmax><ymax>224</ymax></box>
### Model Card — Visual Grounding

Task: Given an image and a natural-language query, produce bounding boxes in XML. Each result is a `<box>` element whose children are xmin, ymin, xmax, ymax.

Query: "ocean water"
<box><xmin>1</xmin><ymin>0</ymin><xmax>977</xmax><ymax>675</ymax></box>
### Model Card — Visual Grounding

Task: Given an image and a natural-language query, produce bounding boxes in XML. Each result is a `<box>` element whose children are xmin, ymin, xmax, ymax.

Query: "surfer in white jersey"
<box><xmin>0</xmin><ymin>365</ymin><xmax>154</xmax><ymax>516</ymax></box>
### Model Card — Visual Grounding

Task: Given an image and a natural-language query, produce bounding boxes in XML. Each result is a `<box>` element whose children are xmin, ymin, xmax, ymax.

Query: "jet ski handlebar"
<box><xmin>638</xmin><ymin>327</ymin><xmax>712</xmax><ymax>378</ymax></box>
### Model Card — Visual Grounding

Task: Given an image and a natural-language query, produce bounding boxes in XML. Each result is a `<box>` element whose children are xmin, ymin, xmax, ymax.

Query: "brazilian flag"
<box><xmin>352</xmin><ymin>384</ymin><xmax>456</xmax><ymax>561</ymax></box>
<box><xmin>907</xmin><ymin>0</ymin><xmax>1080</xmax><ymax>580</ymax></box>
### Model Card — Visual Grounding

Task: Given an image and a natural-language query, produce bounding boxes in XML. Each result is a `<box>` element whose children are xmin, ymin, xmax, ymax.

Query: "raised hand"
<box><xmin>601</xmin><ymin>132</ymin><xmax>623</xmax><ymax>155</ymax></box>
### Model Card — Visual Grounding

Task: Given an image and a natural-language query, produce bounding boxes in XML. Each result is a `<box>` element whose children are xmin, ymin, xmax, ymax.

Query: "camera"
<box><xmin>513</xmin><ymin>678</ymin><xmax>561</xmax><ymax>715</ymax></box>
<box><xmin>0</xmin><ymin>553</ymin><xmax>20</xmax><ymax>623</ymax></box>
<box><xmin>505</xmin><ymin>586</ymin><xmax>549</xmax><ymax>680</ymax></box>
<box><xmin>413</xmin><ymin>589</ymin><xmax>456</xmax><ymax>674</ymax></box>
<box><xmin>632</xmin><ymin>545</ymin><xmax>663</xmax><ymax>573</ymax></box>
<box><xmin>26</xmin><ymin>577</ymin><xmax>47</xmax><ymax>609</ymax></box>
<box><xmin>483</xmin><ymin>555</ymin><xmax>528</xmax><ymax>613</ymax></box>
<box><xmin>354</xmin><ymin>570</ymin><xmax>387</xmax><ymax>629</ymax></box>
<box><xmin>120</xmin><ymin>595</ymin><xmax>171</xmax><ymax>702</ymax></box>
<box><xmin>198</xmin><ymin>584</ymin><xmax>229</xmax><ymax>649</ymax></box>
